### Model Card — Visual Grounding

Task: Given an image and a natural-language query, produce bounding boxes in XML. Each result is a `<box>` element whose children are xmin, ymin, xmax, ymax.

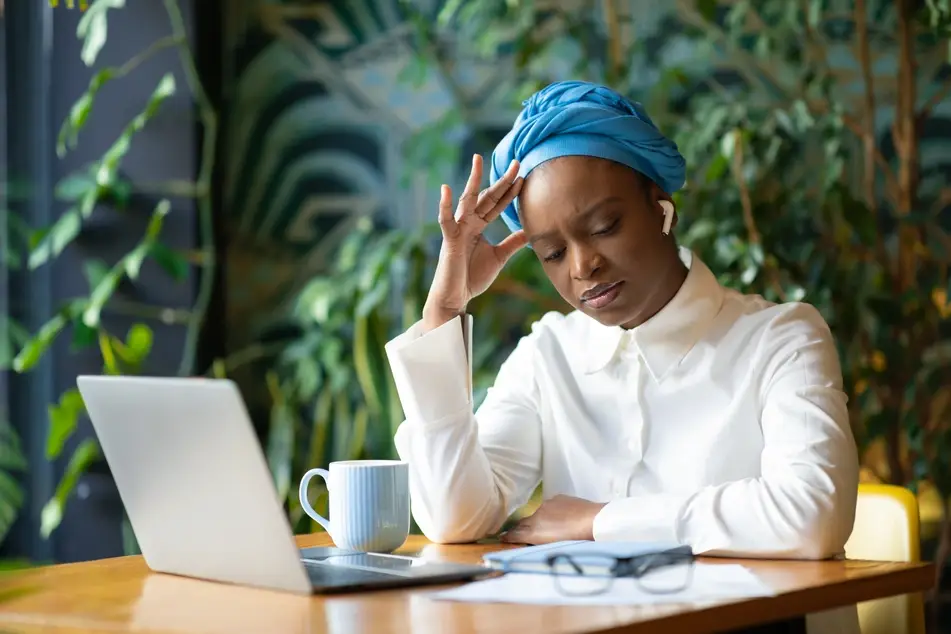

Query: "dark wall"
<box><xmin>2</xmin><ymin>0</ymin><xmax>217</xmax><ymax>563</ymax></box>
<box><xmin>0</xmin><ymin>0</ymin><xmax>12</xmax><ymax>562</ymax></box>
<box><xmin>4</xmin><ymin>0</ymin><xmax>60</xmax><ymax>565</ymax></box>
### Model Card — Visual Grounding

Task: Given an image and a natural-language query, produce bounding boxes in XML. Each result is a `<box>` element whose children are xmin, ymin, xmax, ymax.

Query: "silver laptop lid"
<box><xmin>77</xmin><ymin>375</ymin><xmax>312</xmax><ymax>594</ymax></box>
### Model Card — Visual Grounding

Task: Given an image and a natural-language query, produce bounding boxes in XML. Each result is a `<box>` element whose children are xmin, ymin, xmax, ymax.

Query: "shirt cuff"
<box><xmin>592</xmin><ymin>493</ymin><xmax>689</xmax><ymax>543</ymax></box>
<box><xmin>385</xmin><ymin>315</ymin><xmax>472</xmax><ymax>425</ymax></box>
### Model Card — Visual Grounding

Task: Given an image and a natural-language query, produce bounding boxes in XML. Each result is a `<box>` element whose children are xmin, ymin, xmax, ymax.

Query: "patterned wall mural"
<box><xmin>221</xmin><ymin>0</ymin><xmax>524</xmax><ymax>352</ymax></box>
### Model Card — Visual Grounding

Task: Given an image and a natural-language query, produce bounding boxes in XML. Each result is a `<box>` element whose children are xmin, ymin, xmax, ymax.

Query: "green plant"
<box><xmin>1</xmin><ymin>0</ymin><xmax>569</xmax><ymax>553</ymax></box>
<box><xmin>211</xmin><ymin>209</ymin><xmax>565</xmax><ymax>535</ymax></box>
<box><xmin>1</xmin><ymin>180</ymin><xmax>32</xmax><ymax>545</ymax></box>
<box><xmin>660</xmin><ymin>0</ymin><xmax>951</xmax><ymax>584</ymax></box>
<box><xmin>220</xmin><ymin>2</ymin><xmax>572</xmax><ymax>534</ymax></box>
<box><xmin>236</xmin><ymin>218</ymin><xmax>435</xmax><ymax>533</ymax></box>
<box><xmin>415</xmin><ymin>0</ymin><xmax>951</xmax><ymax>589</ymax></box>
<box><xmin>2</xmin><ymin>0</ymin><xmax>217</xmax><ymax>549</ymax></box>
<box><xmin>0</xmin><ymin>416</ymin><xmax>27</xmax><ymax>546</ymax></box>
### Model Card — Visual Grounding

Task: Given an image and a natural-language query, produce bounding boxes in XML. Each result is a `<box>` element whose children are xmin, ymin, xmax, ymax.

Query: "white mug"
<box><xmin>299</xmin><ymin>460</ymin><xmax>410</xmax><ymax>553</ymax></box>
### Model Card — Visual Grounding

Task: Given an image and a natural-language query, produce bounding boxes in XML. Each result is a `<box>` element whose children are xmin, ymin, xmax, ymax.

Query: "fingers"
<box><xmin>437</xmin><ymin>184</ymin><xmax>458</xmax><ymax>237</ymax></box>
<box><xmin>494</xmin><ymin>230</ymin><xmax>528</xmax><ymax>264</ymax></box>
<box><xmin>499</xmin><ymin>524</ymin><xmax>530</xmax><ymax>544</ymax></box>
<box><xmin>482</xmin><ymin>177</ymin><xmax>523</xmax><ymax>225</ymax></box>
<box><xmin>475</xmin><ymin>159</ymin><xmax>520</xmax><ymax>219</ymax></box>
<box><xmin>442</xmin><ymin>155</ymin><xmax>522</xmax><ymax>233</ymax></box>
<box><xmin>455</xmin><ymin>154</ymin><xmax>484</xmax><ymax>221</ymax></box>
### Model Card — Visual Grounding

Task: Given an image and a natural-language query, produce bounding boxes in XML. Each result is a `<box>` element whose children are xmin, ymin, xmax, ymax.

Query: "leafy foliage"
<box><xmin>0</xmin><ymin>417</ymin><xmax>27</xmax><ymax>545</ymax></box>
<box><xmin>241</xmin><ymin>219</ymin><xmax>434</xmax><ymax>532</ymax></box>
<box><xmin>407</xmin><ymin>0</ymin><xmax>951</xmax><ymax>572</ymax></box>
<box><xmin>416</xmin><ymin>0</ymin><xmax>951</xmax><ymax>493</ymax></box>
<box><xmin>75</xmin><ymin>0</ymin><xmax>125</xmax><ymax>67</ymax></box>
<box><xmin>3</xmin><ymin>0</ymin><xmax>215</xmax><ymax>549</ymax></box>
<box><xmin>20</xmin><ymin>0</ymin><xmax>948</xmax><ymax>570</ymax></box>
<box><xmin>663</xmin><ymin>1</ymin><xmax>951</xmax><ymax>500</ymax></box>
<box><xmin>5</xmin><ymin>0</ymin><xmax>564</xmax><ymax>552</ymax></box>
<box><xmin>227</xmin><ymin>213</ymin><xmax>566</xmax><ymax>535</ymax></box>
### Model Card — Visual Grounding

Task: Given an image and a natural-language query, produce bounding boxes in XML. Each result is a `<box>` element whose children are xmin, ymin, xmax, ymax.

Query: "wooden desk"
<box><xmin>0</xmin><ymin>533</ymin><xmax>934</xmax><ymax>634</ymax></box>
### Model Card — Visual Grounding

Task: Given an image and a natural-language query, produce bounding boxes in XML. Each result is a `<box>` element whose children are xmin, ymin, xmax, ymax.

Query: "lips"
<box><xmin>580</xmin><ymin>282</ymin><xmax>624</xmax><ymax>309</ymax></box>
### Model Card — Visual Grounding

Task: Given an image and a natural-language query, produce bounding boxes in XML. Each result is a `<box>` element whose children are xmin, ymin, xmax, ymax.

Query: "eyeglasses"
<box><xmin>542</xmin><ymin>547</ymin><xmax>695</xmax><ymax>597</ymax></box>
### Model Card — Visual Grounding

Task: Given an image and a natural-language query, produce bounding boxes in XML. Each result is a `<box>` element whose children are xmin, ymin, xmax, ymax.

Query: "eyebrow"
<box><xmin>527</xmin><ymin>195</ymin><xmax>626</xmax><ymax>244</ymax></box>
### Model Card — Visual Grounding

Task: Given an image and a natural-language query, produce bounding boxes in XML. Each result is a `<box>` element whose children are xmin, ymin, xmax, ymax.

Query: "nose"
<box><xmin>570</xmin><ymin>241</ymin><xmax>603</xmax><ymax>281</ymax></box>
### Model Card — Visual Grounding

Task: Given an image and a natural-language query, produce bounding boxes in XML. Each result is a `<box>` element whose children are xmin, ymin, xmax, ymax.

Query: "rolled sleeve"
<box><xmin>385</xmin><ymin>314</ymin><xmax>543</xmax><ymax>543</ymax></box>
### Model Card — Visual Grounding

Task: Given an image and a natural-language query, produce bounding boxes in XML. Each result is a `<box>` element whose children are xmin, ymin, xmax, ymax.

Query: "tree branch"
<box><xmin>397</xmin><ymin>4</ymin><xmax>502</xmax><ymax>161</ymax></box>
<box><xmin>104</xmin><ymin>298</ymin><xmax>192</xmax><ymax>325</ymax></box>
<box><xmin>799</xmin><ymin>0</ymin><xmax>830</xmax><ymax>72</ymax></box>
<box><xmin>204</xmin><ymin>342</ymin><xmax>288</xmax><ymax>377</ymax></box>
<box><xmin>854</xmin><ymin>0</ymin><xmax>889</xmax><ymax>265</ymax></box>
<box><xmin>854</xmin><ymin>0</ymin><xmax>878</xmax><ymax>216</ymax></box>
<box><xmin>601</xmin><ymin>0</ymin><xmax>623</xmax><ymax>83</ymax></box>
<box><xmin>135</xmin><ymin>179</ymin><xmax>204</xmax><ymax>198</ymax></box>
<box><xmin>826</xmin><ymin>110</ymin><xmax>900</xmax><ymax>207</ymax></box>
<box><xmin>919</xmin><ymin>72</ymin><xmax>951</xmax><ymax>122</ymax></box>
<box><xmin>674</xmin><ymin>0</ymin><xmax>786</xmax><ymax>97</ymax></box>
<box><xmin>729</xmin><ymin>130</ymin><xmax>786</xmax><ymax>301</ymax></box>
<box><xmin>115</xmin><ymin>35</ymin><xmax>183</xmax><ymax>80</ymax></box>
<box><xmin>893</xmin><ymin>0</ymin><xmax>921</xmax><ymax>292</ymax></box>
<box><xmin>675</xmin><ymin>1</ymin><xmax>904</xmax><ymax>205</ymax></box>
<box><xmin>932</xmin><ymin>187</ymin><xmax>951</xmax><ymax>216</ymax></box>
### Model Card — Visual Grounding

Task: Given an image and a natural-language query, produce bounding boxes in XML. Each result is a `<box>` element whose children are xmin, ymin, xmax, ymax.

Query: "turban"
<box><xmin>489</xmin><ymin>80</ymin><xmax>686</xmax><ymax>233</ymax></box>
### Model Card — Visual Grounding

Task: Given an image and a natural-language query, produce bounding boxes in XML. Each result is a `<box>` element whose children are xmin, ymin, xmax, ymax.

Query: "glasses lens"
<box><xmin>549</xmin><ymin>555</ymin><xmax>616</xmax><ymax>596</ymax></box>
<box><xmin>636</xmin><ymin>560</ymin><xmax>693</xmax><ymax>594</ymax></box>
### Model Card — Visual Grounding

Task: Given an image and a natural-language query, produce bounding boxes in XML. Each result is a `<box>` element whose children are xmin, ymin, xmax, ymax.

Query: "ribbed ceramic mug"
<box><xmin>299</xmin><ymin>460</ymin><xmax>410</xmax><ymax>553</ymax></box>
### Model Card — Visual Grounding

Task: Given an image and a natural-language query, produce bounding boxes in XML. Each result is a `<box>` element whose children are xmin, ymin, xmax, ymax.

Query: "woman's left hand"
<box><xmin>500</xmin><ymin>495</ymin><xmax>607</xmax><ymax>544</ymax></box>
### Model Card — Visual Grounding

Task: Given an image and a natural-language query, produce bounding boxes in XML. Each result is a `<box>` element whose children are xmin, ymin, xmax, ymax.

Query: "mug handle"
<box><xmin>299</xmin><ymin>468</ymin><xmax>330</xmax><ymax>531</ymax></box>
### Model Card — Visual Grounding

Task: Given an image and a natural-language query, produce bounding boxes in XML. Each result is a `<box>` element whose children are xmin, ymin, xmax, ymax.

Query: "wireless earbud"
<box><xmin>659</xmin><ymin>200</ymin><xmax>674</xmax><ymax>235</ymax></box>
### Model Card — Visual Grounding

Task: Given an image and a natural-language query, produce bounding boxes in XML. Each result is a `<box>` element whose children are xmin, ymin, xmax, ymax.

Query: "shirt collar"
<box><xmin>583</xmin><ymin>247</ymin><xmax>724</xmax><ymax>381</ymax></box>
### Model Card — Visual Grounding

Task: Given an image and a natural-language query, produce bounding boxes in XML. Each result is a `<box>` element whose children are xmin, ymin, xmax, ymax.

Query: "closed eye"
<box><xmin>543</xmin><ymin>248</ymin><xmax>565</xmax><ymax>262</ymax></box>
<box><xmin>594</xmin><ymin>219</ymin><xmax>619</xmax><ymax>236</ymax></box>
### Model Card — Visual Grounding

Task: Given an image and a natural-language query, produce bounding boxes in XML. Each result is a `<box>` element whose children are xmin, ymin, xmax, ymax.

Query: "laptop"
<box><xmin>76</xmin><ymin>375</ymin><xmax>492</xmax><ymax>595</ymax></box>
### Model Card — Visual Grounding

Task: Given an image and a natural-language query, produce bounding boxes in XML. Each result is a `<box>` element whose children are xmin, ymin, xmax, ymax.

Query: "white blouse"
<box><xmin>384</xmin><ymin>247</ymin><xmax>860</xmax><ymax>631</ymax></box>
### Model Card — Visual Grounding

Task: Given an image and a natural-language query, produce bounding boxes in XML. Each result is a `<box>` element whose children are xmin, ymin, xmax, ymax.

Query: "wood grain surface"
<box><xmin>0</xmin><ymin>533</ymin><xmax>935</xmax><ymax>634</ymax></box>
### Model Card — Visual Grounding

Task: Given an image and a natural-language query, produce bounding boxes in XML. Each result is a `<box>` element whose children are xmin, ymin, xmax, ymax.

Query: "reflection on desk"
<box><xmin>133</xmin><ymin>575</ymin><xmax>313</xmax><ymax>634</ymax></box>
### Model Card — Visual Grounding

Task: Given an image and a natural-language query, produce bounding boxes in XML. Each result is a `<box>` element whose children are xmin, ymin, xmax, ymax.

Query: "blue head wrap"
<box><xmin>489</xmin><ymin>80</ymin><xmax>686</xmax><ymax>233</ymax></box>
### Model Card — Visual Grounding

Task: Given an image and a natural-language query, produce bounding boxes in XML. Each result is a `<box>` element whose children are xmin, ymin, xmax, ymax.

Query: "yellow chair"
<box><xmin>844</xmin><ymin>483</ymin><xmax>926</xmax><ymax>634</ymax></box>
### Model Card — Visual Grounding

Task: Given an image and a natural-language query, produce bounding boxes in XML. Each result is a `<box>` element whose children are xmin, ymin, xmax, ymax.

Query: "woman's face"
<box><xmin>517</xmin><ymin>156</ymin><xmax>682</xmax><ymax>329</ymax></box>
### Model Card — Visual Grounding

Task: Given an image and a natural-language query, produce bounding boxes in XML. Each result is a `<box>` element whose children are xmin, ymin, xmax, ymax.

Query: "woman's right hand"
<box><xmin>421</xmin><ymin>154</ymin><xmax>527</xmax><ymax>333</ymax></box>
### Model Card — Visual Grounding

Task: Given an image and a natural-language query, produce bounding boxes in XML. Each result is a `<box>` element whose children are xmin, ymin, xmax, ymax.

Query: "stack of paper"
<box><xmin>430</xmin><ymin>563</ymin><xmax>776</xmax><ymax>606</ymax></box>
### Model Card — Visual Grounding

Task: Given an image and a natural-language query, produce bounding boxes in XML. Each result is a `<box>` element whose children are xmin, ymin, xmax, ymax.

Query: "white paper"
<box><xmin>429</xmin><ymin>563</ymin><xmax>776</xmax><ymax>606</ymax></box>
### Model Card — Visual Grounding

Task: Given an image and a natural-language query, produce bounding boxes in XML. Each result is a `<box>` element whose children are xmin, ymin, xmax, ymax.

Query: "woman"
<box><xmin>385</xmin><ymin>81</ymin><xmax>858</xmax><ymax>563</ymax></box>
